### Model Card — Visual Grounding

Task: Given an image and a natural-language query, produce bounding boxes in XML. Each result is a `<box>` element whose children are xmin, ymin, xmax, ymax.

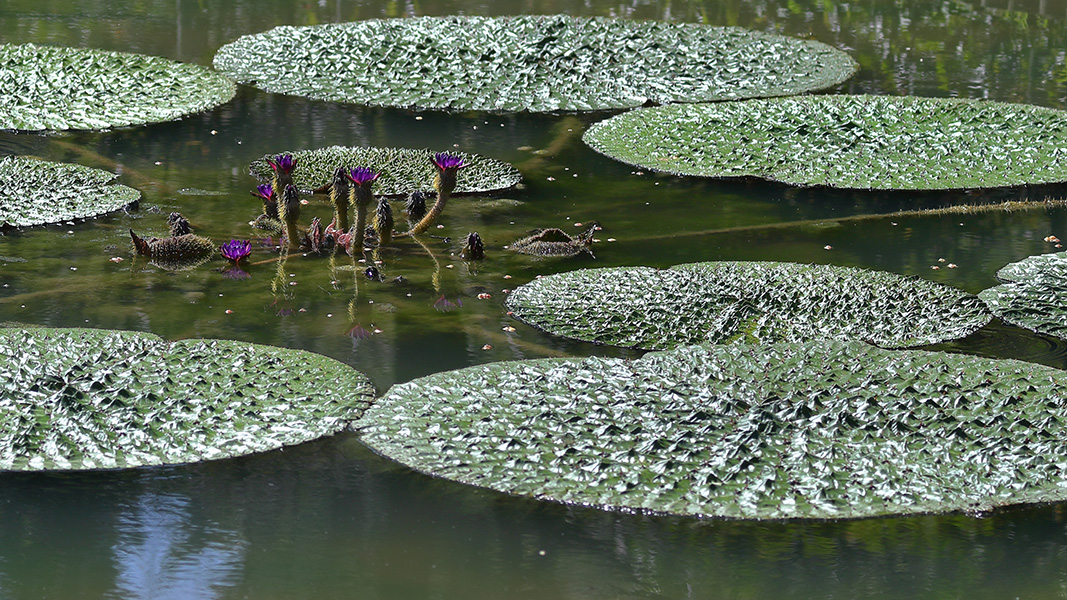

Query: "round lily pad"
<box><xmin>0</xmin><ymin>328</ymin><xmax>375</xmax><ymax>470</ymax></box>
<box><xmin>583</xmin><ymin>95</ymin><xmax>1067</xmax><ymax>190</ymax></box>
<box><xmin>0</xmin><ymin>156</ymin><xmax>141</xmax><ymax>228</ymax></box>
<box><xmin>213</xmin><ymin>15</ymin><xmax>857</xmax><ymax>112</ymax></box>
<box><xmin>0</xmin><ymin>43</ymin><xmax>236</xmax><ymax>131</ymax></box>
<box><xmin>358</xmin><ymin>340</ymin><xmax>1067</xmax><ymax>519</ymax></box>
<box><xmin>249</xmin><ymin>146</ymin><xmax>522</xmax><ymax>196</ymax></box>
<box><xmin>505</xmin><ymin>261</ymin><xmax>991</xmax><ymax>350</ymax></box>
<box><xmin>979</xmin><ymin>252</ymin><xmax>1067</xmax><ymax>340</ymax></box>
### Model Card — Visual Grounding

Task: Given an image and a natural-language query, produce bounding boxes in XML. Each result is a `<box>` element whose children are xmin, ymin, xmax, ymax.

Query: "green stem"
<box><xmin>401</xmin><ymin>171</ymin><xmax>455</xmax><ymax>237</ymax></box>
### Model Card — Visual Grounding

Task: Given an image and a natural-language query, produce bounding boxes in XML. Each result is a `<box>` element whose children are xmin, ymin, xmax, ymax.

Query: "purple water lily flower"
<box><xmin>346</xmin><ymin>167</ymin><xmax>380</xmax><ymax>186</ymax></box>
<box><xmin>267</xmin><ymin>154</ymin><xmax>297</xmax><ymax>174</ymax></box>
<box><xmin>220</xmin><ymin>239</ymin><xmax>252</xmax><ymax>262</ymax></box>
<box><xmin>251</xmin><ymin>183</ymin><xmax>273</xmax><ymax>200</ymax></box>
<box><xmin>432</xmin><ymin>152</ymin><xmax>467</xmax><ymax>172</ymax></box>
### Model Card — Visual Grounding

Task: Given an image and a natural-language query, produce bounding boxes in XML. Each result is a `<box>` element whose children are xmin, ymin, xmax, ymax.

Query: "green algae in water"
<box><xmin>0</xmin><ymin>43</ymin><xmax>236</xmax><ymax>132</ymax></box>
<box><xmin>505</xmin><ymin>261</ymin><xmax>991</xmax><ymax>350</ymax></box>
<box><xmin>0</xmin><ymin>328</ymin><xmax>375</xmax><ymax>470</ymax></box>
<box><xmin>359</xmin><ymin>340</ymin><xmax>1067</xmax><ymax>519</ymax></box>
<box><xmin>583</xmin><ymin>95</ymin><xmax>1067</xmax><ymax>190</ymax></box>
<box><xmin>213</xmin><ymin>15</ymin><xmax>857</xmax><ymax>112</ymax></box>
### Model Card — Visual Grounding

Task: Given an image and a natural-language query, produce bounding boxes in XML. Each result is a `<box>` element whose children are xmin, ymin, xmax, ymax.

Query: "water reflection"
<box><xmin>111</xmin><ymin>493</ymin><xmax>246</xmax><ymax>600</ymax></box>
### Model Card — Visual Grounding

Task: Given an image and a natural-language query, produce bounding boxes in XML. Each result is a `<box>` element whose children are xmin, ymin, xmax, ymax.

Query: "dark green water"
<box><xmin>3</xmin><ymin>0</ymin><xmax>1067</xmax><ymax>597</ymax></box>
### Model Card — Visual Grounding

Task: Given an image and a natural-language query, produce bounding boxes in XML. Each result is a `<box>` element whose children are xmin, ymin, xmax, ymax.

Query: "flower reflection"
<box><xmin>346</xmin><ymin>323</ymin><xmax>373</xmax><ymax>340</ymax></box>
<box><xmin>220</xmin><ymin>266</ymin><xmax>250</xmax><ymax>280</ymax></box>
<box><xmin>433</xmin><ymin>295</ymin><xmax>462</xmax><ymax>312</ymax></box>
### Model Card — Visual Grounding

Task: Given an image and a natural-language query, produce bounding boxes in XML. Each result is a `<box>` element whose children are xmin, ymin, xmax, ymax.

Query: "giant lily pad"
<box><xmin>506</xmin><ymin>262</ymin><xmax>990</xmax><ymax>349</ymax></box>
<box><xmin>0</xmin><ymin>156</ymin><xmax>140</xmax><ymax>227</ymax></box>
<box><xmin>978</xmin><ymin>252</ymin><xmax>1067</xmax><ymax>339</ymax></box>
<box><xmin>249</xmin><ymin>146</ymin><xmax>521</xmax><ymax>196</ymax></box>
<box><xmin>213</xmin><ymin>15</ymin><xmax>856</xmax><ymax>113</ymax></box>
<box><xmin>0</xmin><ymin>328</ymin><xmax>374</xmax><ymax>470</ymax></box>
<box><xmin>0</xmin><ymin>43</ymin><xmax>235</xmax><ymax>131</ymax></box>
<box><xmin>359</xmin><ymin>340</ymin><xmax>1067</xmax><ymax>519</ymax></box>
<box><xmin>583</xmin><ymin>95</ymin><xmax>1067</xmax><ymax>190</ymax></box>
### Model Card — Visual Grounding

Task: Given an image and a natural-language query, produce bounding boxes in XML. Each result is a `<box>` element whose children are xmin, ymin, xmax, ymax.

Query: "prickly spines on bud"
<box><xmin>374</xmin><ymin>198</ymin><xmax>394</xmax><ymax>246</ymax></box>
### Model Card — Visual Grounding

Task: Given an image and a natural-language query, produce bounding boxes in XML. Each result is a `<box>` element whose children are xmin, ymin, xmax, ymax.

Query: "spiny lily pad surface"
<box><xmin>979</xmin><ymin>252</ymin><xmax>1067</xmax><ymax>340</ymax></box>
<box><xmin>0</xmin><ymin>43</ymin><xmax>235</xmax><ymax>131</ymax></box>
<box><xmin>249</xmin><ymin>146</ymin><xmax>521</xmax><ymax>196</ymax></box>
<box><xmin>583</xmin><ymin>95</ymin><xmax>1067</xmax><ymax>190</ymax></box>
<box><xmin>212</xmin><ymin>15</ymin><xmax>857</xmax><ymax>112</ymax></box>
<box><xmin>0</xmin><ymin>156</ymin><xmax>140</xmax><ymax>227</ymax></box>
<box><xmin>359</xmin><ymin>341</ymin><xmax>1067</xmax><ymax>519</ymax></box>
<box><xmin>0</xmin><ymin>328</ymin><xmax>375</xmax><ymax>470</ymax></box>
<box><xmin>506</xmin><ymin>262</ymin><xmax>990</xmax><ymax>349</ymax></box>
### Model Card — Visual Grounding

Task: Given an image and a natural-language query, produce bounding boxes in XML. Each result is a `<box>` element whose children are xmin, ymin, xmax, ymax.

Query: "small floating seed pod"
<box><xmin>405</xmin><ymin>152</ymin><xmax>466</xmax><ymax>236</ymax></box>
<box><xmin>461</xmin><ymin>232</ymin><xmax>485</xmax><ymax>260</ymax></box>
<box><xmin>374</xmin><ymin>198</ymin><xmax>394</xmax><ymax>246</ymax></box>
<box><xmin>346</xmin><ymin>167</ymin><xmax>380</xmax><ymax>252</ymax></box>
<box><xmin>167</xmin><ymin>212</ymin><xmax>192</xmax><ymax>236</ymax></box>
<box><xmin>130</xmin><ymin>229</ymin><xmax>214</xmax><ymax>269</ymax></box>
<box><xmin>330</xmin><ymin>166</ymin><xmax>351</xmax><ymax>233</ymax></box>
<box><xmin>508</xmin><ymin>221</ymin><xmax>600</xmax><ymax>258</ymax></box>
<box><xmin>278</xmin><ymin>183</ymin><xmax>302</xmax><ymax>251</ymax></box>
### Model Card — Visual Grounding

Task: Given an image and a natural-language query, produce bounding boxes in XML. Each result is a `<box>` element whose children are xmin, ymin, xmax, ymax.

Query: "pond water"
<box><xmin>2</xmin><ymin>0</ymin><xmax>1067</xmax><ymax>597</ymax></box>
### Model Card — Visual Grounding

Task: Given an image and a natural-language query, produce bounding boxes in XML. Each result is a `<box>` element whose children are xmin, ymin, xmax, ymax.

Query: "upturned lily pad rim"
<box><xmin>583</xmin><ymin>95</ymin><xmax>1067</xmax><ymax>191</ymax></box>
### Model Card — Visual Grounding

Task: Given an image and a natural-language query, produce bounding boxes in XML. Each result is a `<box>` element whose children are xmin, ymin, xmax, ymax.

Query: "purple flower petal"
<box><xmin>267</xmin><ymin>154</ymin><xmax>297</xmax><ymax>174</ymax></box>
<box><xmin>346</xmin><ymin>166</ymin><xmax>380</xmax><ymax>186</ymax></box>
<box><xmin>220</xmin><ymin>239</ymin><xmax>252</xmax><ymax>262</ymax></box>
<box><xmin>432</xmin><ymin>152</ymin><xmax>467</xmax><ymax>171</ymax></box>
<box><xmin>251</xmin><ymin>183</ymin><xmax>273</xmax><ymax>200</ymax></box>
